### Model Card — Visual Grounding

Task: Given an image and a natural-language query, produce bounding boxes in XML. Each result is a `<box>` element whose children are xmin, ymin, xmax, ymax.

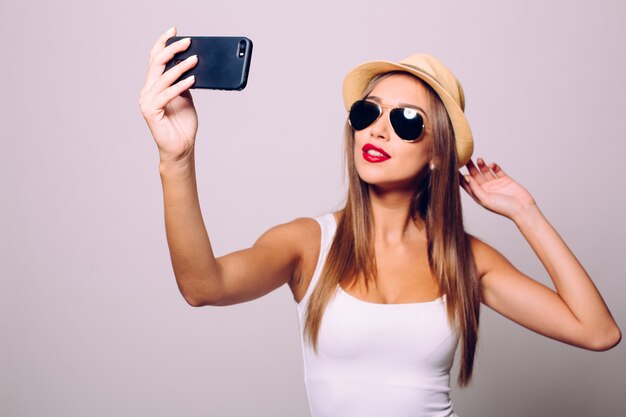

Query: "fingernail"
<box><xmin>185</xmin><ymin>75</ymin><xmax>195</xmax><ymax>82</ymax></box>
<box><xmin>464</xmin><ymin>175</ymin><xmax>470</xmax><ymax>183</ymax></box>
<box><xmin>186</xmin><ymin>54</ymin><xmax>198</xmax><ymax>61</ymax></box>
<box><xmin>179</xmin><ymin>37</ymin><xmax>191</xmax><ymax>43</ymax></box>
<box><xmin>166</xmin><ymin>26</ymin><xmax>176</xmax><ymax>35</ymax></box>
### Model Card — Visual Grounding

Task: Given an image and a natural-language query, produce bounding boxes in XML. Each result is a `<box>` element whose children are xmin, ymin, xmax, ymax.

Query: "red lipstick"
<box><xmin>362</xmin><ymin>143</ymin><xmax>391</xmax><ymax>163</ymax></box>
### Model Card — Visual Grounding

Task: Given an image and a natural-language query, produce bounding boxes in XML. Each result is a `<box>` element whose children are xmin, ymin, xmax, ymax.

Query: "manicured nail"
<box><xmin>464</xmin><ymin>175</ymin><xmax>470</xmax><ymax>183</ymax></box>
<box><xmin>185</xmin><ymin>75</ymin><xmax>195</xmax><ymax>82</ymax></box>
<box><xmin>186</xmin><ymin>54</ymin><xmax>197</xmax><ymax>61</ymax></box>
<box><xmin>179</xmin><ymin>37</ymin><xmax>191</xmax><ymax>43</ymax></box>
<box><xmin>166</xmin><ymin>26</ymin><xmax>176</xmax><ymax>35</ymax></box>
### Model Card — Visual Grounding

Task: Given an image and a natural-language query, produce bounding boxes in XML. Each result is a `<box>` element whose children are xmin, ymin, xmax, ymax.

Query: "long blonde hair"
<box><xmin>304</xmin><ymin>71</ymin><xmax>481</xmax><ymax>386</ymax></box>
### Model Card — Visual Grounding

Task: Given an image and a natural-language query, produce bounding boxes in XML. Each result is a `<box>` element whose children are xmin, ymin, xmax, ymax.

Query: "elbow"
<box><xmin>178</xmin><ymin>281</ymin><xmax>223</xmax><ymax>308</ymax></box>
<box><xmin>181</xmin><ymin>289</ymin><xmax>224</xmax><ymax>307</ymax></box>
<box><xmin>183</xmin><ymin>293</ymin><xmax>208</xmax><ymax>307</ymax></box>
<box><xmin>174</xmin><ymin>269</ymin><xmax>225</xmax><ymax>307</ymax></box>
<box><xmin>587</xmin><ymin>325</ymin><xmax>622</xmax><ymax>352</ymax></box>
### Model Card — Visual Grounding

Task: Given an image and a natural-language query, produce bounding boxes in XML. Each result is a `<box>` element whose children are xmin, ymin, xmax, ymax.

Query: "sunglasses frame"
<box><xmin>348</xmin><ymin>100</ymin><xmax>430</xmax><ymax>143</ymax></box>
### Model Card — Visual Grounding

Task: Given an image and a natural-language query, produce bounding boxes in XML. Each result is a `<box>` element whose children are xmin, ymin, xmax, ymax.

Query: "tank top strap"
<box><xmin>297</xmin><ymin>212</ymin><xmax>338</xmax><ymax>308</ymax></box>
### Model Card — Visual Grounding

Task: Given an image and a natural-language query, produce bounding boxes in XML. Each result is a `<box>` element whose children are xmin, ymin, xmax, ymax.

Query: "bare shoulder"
<box><xmin>288</xmin><ymin>216</ymin><xmax>322</xmax><ymax>261</ymax></box>
<box><xmin>255</xmin><ymin>216</ymin><xmax>320</xmax><ymax>265</ymax></box>
<box><xmin>258</xmin><ymin>216</ymin><xmax>319</xmax><ymax>243</ymax></box>
<box><xmin>260</xmin><ymin>212</ymin><xmax>339</xmax><ymax>302</ymax></box>
<box><xmin>257</xmin><ymin>215</ymin><xmax>321</xmax><ymax>281</ymax></box>
<box><xmin>467</xmin><ymin>234</ymin><xmax>513</xmax><ymax>280</ymax></box>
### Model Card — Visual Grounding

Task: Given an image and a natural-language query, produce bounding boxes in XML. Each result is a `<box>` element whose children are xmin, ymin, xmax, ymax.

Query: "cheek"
<box><xmin>353</xmin><ymin>130</ymin><xmax>367</xmax><ymax>146</ymax></box>
<box><xmin>352</xmin><ymin>132</ymin><xmax>368</xmax><ymax>160</ymax></box>
<box><xmin>396</xmin><ymin>150</ymin><xmax>430</xmax><ymax>174</ymax></box>
<box><xmin>352</xmin><ymin>131</ymin><xmax>433</xmax><ymax>179</ymax></box>
<box><xmin>404</xmin><ymin>137</ymin><xmax>434</xmax><ymax>167</ymax></box>
<box><xmin>391</xmin><ymin>140</ymin><xmax>435</xmax><ymax>180</ymax></box>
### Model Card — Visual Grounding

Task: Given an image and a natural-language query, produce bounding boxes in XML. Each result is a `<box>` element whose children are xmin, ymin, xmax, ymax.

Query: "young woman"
<box><xmin>139</xmin><ymin>27</ymin><xmax>621</xmax><ymax>417</ymax></box>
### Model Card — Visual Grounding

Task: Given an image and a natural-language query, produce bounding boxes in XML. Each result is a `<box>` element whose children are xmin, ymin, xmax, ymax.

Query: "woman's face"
<box><xmin>353</xmin><ymin>73</ymin><xmax>434</xmax><ymax>191</ymax></box>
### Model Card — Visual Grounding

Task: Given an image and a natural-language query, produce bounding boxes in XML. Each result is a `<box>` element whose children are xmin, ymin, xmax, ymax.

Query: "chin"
<box><xmin>356</xmin><ymin>163</ymin><xmax>425</xmax><ymax>190</ymax></box>
<box><xmin>357</xmin><ymin>172</ymin><xmax>421</xmax><ymax>192</ymax></box>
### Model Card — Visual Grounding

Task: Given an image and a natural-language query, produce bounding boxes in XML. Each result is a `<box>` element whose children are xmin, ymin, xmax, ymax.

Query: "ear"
<box><xmin>429</xmin><ymin>154</ymin><xmax>440</xmax><ymax>170</ymax></box>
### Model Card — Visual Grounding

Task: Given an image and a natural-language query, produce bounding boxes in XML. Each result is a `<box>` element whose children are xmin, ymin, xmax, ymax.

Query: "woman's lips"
<box><xmin>362</xmin><ymin>143</ymin><xmax>391</xmax><ymax>163</ymax></box>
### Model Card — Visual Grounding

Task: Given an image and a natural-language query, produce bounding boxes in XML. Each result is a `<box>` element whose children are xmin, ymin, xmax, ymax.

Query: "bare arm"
<box><xmin>141</xmin><ymin>28</ymin><xmax>307</xmax><ymax>307</ymax></box>
<box><xmin>160</xmin><ymin>154</ymin><xmax>308</xmax><ymax>306</ymax></box>
<box><xmin>462</xmin><ymin>158</ymin><xmax>621</xmax><ymax>351</ymax></box>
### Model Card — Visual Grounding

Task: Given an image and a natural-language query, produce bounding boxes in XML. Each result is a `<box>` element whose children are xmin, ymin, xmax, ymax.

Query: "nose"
<box><xmin>369</xmin><ymin>109</ymin><xmax>391</xmax><ymax>141</ymax></box>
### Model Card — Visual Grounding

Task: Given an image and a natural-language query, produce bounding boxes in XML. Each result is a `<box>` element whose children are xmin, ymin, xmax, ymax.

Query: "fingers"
<box><xmin>142</xmin><ymin>27</ymin><xmax>178</xmax><ymax>92</ymax></box>
<box><xmin>151</xmin><ymin>75</ymin><xmax>196</xmax><ymax>111</ymax></box>
<box><xmin>465</xmin><ymin>157</ymin><xmax>508</xmax><ymax>183</ymax></box>
<box><xmin>480</xmin><ymin>158</ymin><xmax>509</xmax><ymax>179</ymax></box>
<box><xmin>489</xmin><ymin>161</ymin><xmax>508</xmax><ymax>178</ymax></box>
<box><xmin>476</xmin><ymin>158</ymin><xmax>496</xmax><ymax>179</ymax></box>
<box><xmin>139</xmin><ymin>28</ymin><xmax>199</xmax><ymax>117</ymax></box>
<box><xmin>142</xmin><ymin>30</ymin><xmax>194</xmax><ymax>94</ymax></box>
<box><xmin>462</xmin><ymin>171</ymin><xmax>489</xmax><ymax>203</ymax></box>
<box><xmin>459</xmin><ymin>172</ymin><xmax>479</xmax><ymax>203</ymax></box>
<box><xmin>461</xmin><ymin>157</ymin><xmax>509</xmax><ymax>205</ymax></box>
<box><xmin>465</xmin><ymin>159</ymin><xmax>486</xmax><ymax>185</ymax></box>
<box><xmin>148</xmin><ymin>26</ymin><xmax>177</xmax><ymax>64</ymax></box>
<box><xmin>152</xmin><ymin>37</ymin><xmax>192</xmax><ymax>71</ymax></box>
<box><xmin>148</xmin><ymin>53</ymin><xmax>198</xmax><ymax>97</ymax></box>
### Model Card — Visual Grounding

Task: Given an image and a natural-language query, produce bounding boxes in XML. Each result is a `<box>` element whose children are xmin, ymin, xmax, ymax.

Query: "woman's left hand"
<box><xmin>459</xmin><ymin>158</ymin><xmax>536</xmax><ymax>221</ymax></box>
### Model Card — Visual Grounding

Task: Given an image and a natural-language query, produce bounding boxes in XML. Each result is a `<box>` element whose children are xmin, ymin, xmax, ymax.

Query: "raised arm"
<box><xmin>461</xmin><ymin>158</ymin><xmax>621</xmax><ymax>351</ymax></box>
<box><xmin>140</xmin><ymin>28</ymin><xmax>309</xmax><ymax>307</ymax></box>
<box><xmin>158</xmin><ymin>157</ymin><xmax>312</xmax><ymax>306</ymax></box>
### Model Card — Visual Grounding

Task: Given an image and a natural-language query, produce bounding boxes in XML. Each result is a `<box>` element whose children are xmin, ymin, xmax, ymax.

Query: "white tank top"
<box><xmin>295</xmin><ymin>213</ymin><xmax>460</xmax><ymax>417</ymax></box>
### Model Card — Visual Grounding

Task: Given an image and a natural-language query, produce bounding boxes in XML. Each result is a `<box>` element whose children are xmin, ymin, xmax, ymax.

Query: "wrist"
<box><xmin>159</xmin><ymin>150</ymin><xmax>195</xmax><ymax>173</ymax></box>
<box><xmin>511</xmin><ymin>202</ymin><xmax>542</xmax><ymax>228</ymax></box>
<box><xmin>159</xmin><ymin>152</ymin><xmax>196</xmax><ymax>180</ymax></box>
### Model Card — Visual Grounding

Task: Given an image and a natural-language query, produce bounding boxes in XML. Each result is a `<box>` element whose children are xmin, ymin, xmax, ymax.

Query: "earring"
<box><xmin>429</xmin><ymin>161</ymin><xmax>436</xmax><ymax>170</ymax></box>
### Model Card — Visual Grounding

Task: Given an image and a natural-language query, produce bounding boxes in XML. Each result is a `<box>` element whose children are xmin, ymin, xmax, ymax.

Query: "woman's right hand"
<box><xmin>139</xmin><ymin>27</ymin><xmax>199</xmax><ymax>163</ymax></box>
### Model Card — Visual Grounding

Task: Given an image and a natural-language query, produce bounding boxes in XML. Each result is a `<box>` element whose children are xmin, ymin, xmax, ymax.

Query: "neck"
<box><xmin>368</xmin><ymin>184</ymin><xmax>425</xmax><ymax>244</ymax></box>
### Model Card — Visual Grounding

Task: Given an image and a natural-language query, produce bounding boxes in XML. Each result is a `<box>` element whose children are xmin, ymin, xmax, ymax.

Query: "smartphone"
<box><xmin>164</xmin><ymin>36</ymin><xmax>253</xmax><ymax>90</ymax></box>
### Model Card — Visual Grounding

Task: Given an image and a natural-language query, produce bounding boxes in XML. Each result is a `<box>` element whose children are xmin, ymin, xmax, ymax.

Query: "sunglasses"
<box><xmin>348</xmin><ymin>100</ymin><xmax>427</xmax><ymax>142</ymax></box>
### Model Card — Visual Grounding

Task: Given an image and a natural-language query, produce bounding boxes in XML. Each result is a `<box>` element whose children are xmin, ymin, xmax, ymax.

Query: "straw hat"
<box><xmin>342</xmin><ymin>54</ymin><xmax>473</xmax><ymax>168</ymax></box>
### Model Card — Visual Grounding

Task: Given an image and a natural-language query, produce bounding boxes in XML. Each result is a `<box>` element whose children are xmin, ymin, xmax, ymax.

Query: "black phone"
<box><xmin>164</xmin><ymin>36</ymin><xmax>253</xmax><ymax>90</ymax></box>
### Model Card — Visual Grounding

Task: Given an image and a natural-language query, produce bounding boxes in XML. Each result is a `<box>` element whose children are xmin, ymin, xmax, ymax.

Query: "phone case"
<box><xmin>164</xmin><ymin>36</ymin><xmax>253</xmax><ymax>90</ymax></box>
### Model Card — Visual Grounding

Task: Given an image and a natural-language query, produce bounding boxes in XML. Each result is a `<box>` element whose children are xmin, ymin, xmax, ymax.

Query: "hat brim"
<box><xmin>342</xmin><ymin>60</ymin><xmax>473</xmax><ymax>168</ymax></box>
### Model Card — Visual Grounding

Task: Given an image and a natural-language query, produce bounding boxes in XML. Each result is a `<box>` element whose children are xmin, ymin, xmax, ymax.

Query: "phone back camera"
<box><xmin>238</xmin><ymin>41</ymin><xmax>246</xmax><ymax>58</ymax></box>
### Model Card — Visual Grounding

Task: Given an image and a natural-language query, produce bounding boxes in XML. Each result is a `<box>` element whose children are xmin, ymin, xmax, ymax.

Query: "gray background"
<box><xmin>1</xmin><ymin>0</ymin><xmax>625</xmax><ymax>416</ymax></box>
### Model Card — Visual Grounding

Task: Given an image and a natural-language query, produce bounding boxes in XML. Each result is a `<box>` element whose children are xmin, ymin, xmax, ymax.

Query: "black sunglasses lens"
<box><xmin>349</xmin><ymin>100</ymin><xmax>381</xmax><ymax>130</ymax></box>
<box><xmin>390</xmin><ymin>108</ymin><xmax>424</xmax><ymax>141</ymax></box>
